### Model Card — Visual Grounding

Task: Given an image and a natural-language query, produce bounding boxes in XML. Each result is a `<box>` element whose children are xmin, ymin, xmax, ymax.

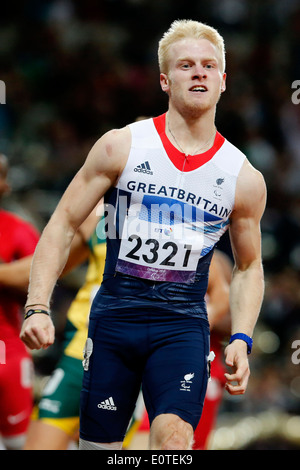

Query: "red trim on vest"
<box><xmin>153</xmin><ymin>113</ymin><xmax>225</xmax><ymax>172</ymax></box>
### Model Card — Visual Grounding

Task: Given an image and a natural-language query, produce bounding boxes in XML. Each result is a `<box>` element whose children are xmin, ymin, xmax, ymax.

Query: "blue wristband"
<box><xmin>229</xmin><ymin>333</ymin><xmax>253</xmax><ymax>354</ymax></box>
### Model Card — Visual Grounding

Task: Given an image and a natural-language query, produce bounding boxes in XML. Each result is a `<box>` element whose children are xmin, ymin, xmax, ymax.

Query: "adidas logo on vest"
<box><xmin>97</xmin><ymin>397</ymin><xmax>117</xmax><ymax>411</ymax></box>
<box><xmin>134</xmin><ymin>161</ymin><xmax>153</xmax><ymax>175</ymax></box>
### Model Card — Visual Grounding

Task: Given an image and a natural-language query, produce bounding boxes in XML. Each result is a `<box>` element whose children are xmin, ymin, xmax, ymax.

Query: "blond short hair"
<box><xmin>158</xmin><ymin>19</ymin><xmax>226</xmax><ymax>74</ymax></box>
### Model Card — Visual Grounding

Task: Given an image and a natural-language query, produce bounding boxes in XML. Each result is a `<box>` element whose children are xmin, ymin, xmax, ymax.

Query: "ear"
<box><xmin>160</xmin><ymin>73</ymin><xmax>170</xmax><ymax>93</ymax></box>
<box><xmin>221</xmin><ymin>73</ymin><xmax>226</xmax><ymax>93</ymax></box>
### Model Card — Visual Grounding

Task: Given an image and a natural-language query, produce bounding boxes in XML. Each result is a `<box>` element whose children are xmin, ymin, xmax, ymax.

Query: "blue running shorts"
<box><xmin>79</xmin><ymin>308</ymin><xmax>210</xmax><ymax>443</ymax></box>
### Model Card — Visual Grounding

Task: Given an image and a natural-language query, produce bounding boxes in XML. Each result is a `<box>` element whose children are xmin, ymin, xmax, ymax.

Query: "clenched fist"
<box><xmin>20</xmin><ymin>313</ymin><xmax>55</xmax><ymax>350</ymax></box>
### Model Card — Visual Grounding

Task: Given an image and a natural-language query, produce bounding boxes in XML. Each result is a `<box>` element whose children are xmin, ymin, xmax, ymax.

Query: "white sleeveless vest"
<box><xmin>114</xmin><ymin>115</ymin><xmax>245</xmax><ymax>283</ymax></box>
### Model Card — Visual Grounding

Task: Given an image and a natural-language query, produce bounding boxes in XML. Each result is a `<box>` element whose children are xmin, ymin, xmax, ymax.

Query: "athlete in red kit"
<box><xmin>0</xmin><ymin>154</ymin><xmax>40</xmax><ymax>449</ymax></box>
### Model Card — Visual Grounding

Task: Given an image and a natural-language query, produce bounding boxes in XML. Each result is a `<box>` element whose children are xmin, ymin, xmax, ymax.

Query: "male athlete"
<box><xmin>0</xmin><ymin>154</ymin><xmax>39</xmax><ymax>449</ymax></box>
<box><xmin>21</xmin><ymin>20</ymin><xmax>266</xmax><ymax>450</ymax></box>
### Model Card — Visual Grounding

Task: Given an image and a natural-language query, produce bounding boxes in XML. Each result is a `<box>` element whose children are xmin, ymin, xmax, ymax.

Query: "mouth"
<box><xmin>189</xmin><ymin>85</ymin><xmax>207</xmax><ymax>92</ymax></box>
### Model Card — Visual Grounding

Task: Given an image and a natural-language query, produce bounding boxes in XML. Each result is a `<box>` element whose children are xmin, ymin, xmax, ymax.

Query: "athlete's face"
<box><xmin>160</xmin><ymin>38</ymin><xmax>226</xmax><ymax>117</ymax></box>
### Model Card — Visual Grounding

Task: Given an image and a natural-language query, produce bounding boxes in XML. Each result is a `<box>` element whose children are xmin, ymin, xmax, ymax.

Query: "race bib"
<box><xmin>116</xmin><ymin>196</ymin><xmax>204</xmax><ymax>283</ymax></box>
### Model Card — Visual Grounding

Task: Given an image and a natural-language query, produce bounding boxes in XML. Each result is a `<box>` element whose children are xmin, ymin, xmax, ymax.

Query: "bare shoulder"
<box><xmin>234</xmin><ymin>159</ymin><xmax>267</xmax><ymax>219</ymax></box>
<box><xmin>85</xmin><ymin>126</ymin><xmax>132</xmax><ymax>177</ymax></box>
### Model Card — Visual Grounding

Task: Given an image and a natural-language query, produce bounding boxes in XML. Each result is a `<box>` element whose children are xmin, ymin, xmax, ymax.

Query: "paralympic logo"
<box><xmin>0</xmin><ymin>340</ymin><xmax>6</xmax><ymax>364</ymax></box>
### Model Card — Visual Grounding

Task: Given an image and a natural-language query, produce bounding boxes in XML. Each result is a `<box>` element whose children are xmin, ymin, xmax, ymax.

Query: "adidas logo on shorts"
<box><xmin>97</xmin><ymin>397</ymin><xmax>117</xmax><ymax>411</ymax></box>
<box><xmin>134</xmin><ymin>161</ymin><xmax>153</xmax><ymax>175</ymax></box>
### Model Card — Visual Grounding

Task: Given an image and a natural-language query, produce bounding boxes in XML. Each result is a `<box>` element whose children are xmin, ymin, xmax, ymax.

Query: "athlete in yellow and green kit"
<box><xmin>24</xmin><ymin>221</ymin><xmax>106</xmax><ymax>450</ymax></box>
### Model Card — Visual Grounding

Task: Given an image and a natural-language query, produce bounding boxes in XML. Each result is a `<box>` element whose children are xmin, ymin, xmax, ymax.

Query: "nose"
<box><xmin>192</xmin><ymin>64</ymin><xmax>207</xmax><ymax>80</ymax></box>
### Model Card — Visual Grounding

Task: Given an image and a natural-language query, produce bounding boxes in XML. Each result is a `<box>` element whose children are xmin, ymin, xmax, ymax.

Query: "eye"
<box><xmin>204</xmin><ymin>62</ymin><xmax>217</xmax><ymax>70</ymax></box>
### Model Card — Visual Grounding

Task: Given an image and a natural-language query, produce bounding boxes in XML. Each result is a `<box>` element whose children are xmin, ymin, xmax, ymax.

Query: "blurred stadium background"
<box><xmin>1</xmin><ymin>0</ymin><xmax>300</xmax><ymax>450</ymax></box>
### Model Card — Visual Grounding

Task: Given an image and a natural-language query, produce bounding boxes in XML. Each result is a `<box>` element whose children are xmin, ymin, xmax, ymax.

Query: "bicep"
<box><xmin>229</xmin><ymin>216</ymin><xmax>262</xmax><ymax>269</ymax></box>
<box><xmin>229</xmin><ymin>167</ymin><xmax>266</xmax><ymax>269</ymax></box>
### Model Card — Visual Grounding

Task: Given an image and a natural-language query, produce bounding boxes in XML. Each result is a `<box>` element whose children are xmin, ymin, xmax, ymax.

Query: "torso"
<box><xmin>95</xmin><ymin>114</ymin><xmax>245</xmax><ymax>318</ymax></box>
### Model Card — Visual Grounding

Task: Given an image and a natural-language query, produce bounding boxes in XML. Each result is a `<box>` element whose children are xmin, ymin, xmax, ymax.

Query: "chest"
<box><xmin>118</xmin><ymin>150</ymin><xmax>235</xmax><ymax>225</ymax></box>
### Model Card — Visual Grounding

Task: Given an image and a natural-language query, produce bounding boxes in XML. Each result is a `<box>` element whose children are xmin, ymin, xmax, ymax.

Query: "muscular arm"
<box><xmin>224</xmin><ymin>160</ymin><xmax>266</xmax><ymax>395</ymax></box>
<box><xmin>21</xmin><ymin>128</ymin><xmax>130</xmax><ymax>349</ymax></box>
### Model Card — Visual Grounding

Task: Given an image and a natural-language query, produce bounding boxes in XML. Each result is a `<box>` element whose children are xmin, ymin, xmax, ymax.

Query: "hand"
<box><xmin>20</xmin><ymin>313</ymin><xmax>55</xmax><ymax>350</ymax></box>
<box><xmin>224</xmin><ymin>340</ymin><xmax>250</xmax><ymax>395</ymax></box>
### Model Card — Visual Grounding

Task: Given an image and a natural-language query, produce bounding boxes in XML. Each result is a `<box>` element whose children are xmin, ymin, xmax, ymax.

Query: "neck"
<box><xmin>166</xmin><ymin>109</ymin><xmax>217</xmax><ymax>156</ymax></box>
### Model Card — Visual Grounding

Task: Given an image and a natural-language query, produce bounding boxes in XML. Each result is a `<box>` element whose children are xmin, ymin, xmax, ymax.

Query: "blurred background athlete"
<box><xmin>0</xmin><ymin>204</ymin><xmax>104</xmax><ymax>450</ymax></box>
<box><xmin>0</xmin><ymin>154</ymin><xmax>39</xmax><ymax>450</ymax></box>
<box><xmin>193</xmin><ymin>250</ymin><xmax>232</xmax><ymax>450</ymax></box>
<box><xmin>24</xmin><ymin>211</ymin><xmax>105</xmax><ymax>450</ymax></box>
